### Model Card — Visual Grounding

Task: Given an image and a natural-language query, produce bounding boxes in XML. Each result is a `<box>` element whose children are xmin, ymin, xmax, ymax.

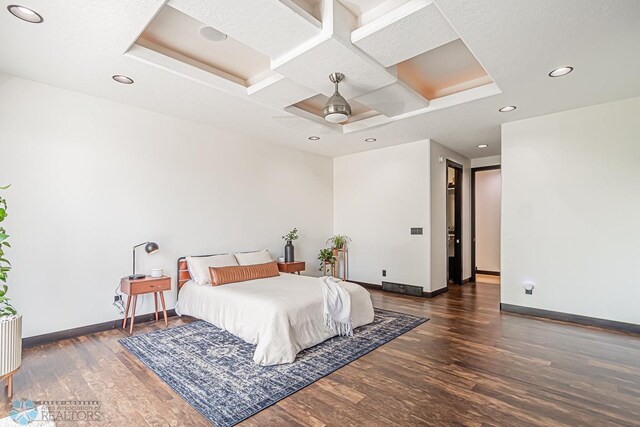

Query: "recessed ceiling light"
<box><xmin>499</xmin><ymin>106</ymin><xmax>516</xmax><ymax>112</ymax></box>
<box><xmin>7</xmin><ymin>5</ymin><xmax>43</xmax><ymax>23</ymax></box>
<box><xmin>112</xmin><ymin>75</ymin><xmax>134</xmax><ymax>85</ymax></box>
<box><xmin>364</xmin><ymin>138</ymin><xmax>376</xmax><ymax>142</ymax></box>
<box><xmin>200</xmin><ymin>26</ymin><xmax>228</xmax><ymax>42</ymax></box>
<box><xmin>308</xmin><ymin>136</ymin><xmax>320</xmax><ymax>141</ymax></box>
<box><xmin>549</xmin><ymin>66</ymin><xmax>573</xmax><ymax>77</ymax></box>
<box><xmin>477</xmin><ymin>144</ymin><xmax>489</xmax><ymax>148</ymax></box>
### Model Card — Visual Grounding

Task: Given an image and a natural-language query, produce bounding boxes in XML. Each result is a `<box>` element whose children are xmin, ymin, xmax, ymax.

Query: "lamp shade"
<box><xmin>145</xmin><ymin>242</ymin><xmax>159</xmax><ymax>254</ymax></box>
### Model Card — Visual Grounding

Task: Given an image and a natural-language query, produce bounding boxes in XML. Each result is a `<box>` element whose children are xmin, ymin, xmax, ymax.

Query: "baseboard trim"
<box><xmin>351</xmin><ymin>280</ymin><xmax>383</xmax><ymax>291</ymax></box>
<box><xmin>500</xmin><ymin>304</ymin><xmax>640</xmax><ymax>334</ymax></box>
<box><xmin>424</xmin><ymin>287</ymin><xmax>448</xmax><ymax>298</ymax></box>
<box><xmin>477</xmin><ymin>270</ymin><xmax>500</xmax><ymax>276</ymax></box>
<box><xmin>22</xmin><ymin>309</ymin><xmax>178</xmax><ymax>348</ymax></box>
<box><xmin>351</xmin><ymin>280</ymin><xmax>448</xmax><ymax>299</ymax></box>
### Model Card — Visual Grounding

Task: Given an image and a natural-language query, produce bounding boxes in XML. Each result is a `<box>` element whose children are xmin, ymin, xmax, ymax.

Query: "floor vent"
<box><xmin>382</xmin><ymin>281</ymin><xmax>423</xmax><ymax>297</ymax></box>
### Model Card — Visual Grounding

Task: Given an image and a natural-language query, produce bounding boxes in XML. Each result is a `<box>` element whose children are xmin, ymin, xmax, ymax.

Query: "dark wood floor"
<box><xmin>3</xmin><ymin>281</ymin><xmax>640</xmax><ymax>426</ymax></box>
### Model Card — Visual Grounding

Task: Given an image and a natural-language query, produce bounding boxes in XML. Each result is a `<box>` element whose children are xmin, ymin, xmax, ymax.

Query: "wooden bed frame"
<box><xmin>177</xmin><ymin>254</ymin><xmax>214</xmax><ymax>291</ymax></box>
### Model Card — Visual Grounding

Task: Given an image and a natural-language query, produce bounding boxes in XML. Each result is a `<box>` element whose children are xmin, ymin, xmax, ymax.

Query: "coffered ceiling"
<box><xmin>1</xmin><ymin>0</ymin><xmax>639</xmax><ymax>158</ymax></box>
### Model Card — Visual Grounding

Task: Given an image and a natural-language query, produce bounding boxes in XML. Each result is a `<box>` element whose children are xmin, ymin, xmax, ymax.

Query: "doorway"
<box><xmin>471</xmin><ymin>165</ymin><xmax>501</xmax><ymax>284</ymax></box>
<box><xmin>446</xmin><ymin>160</ymin><xmax>463</xmax><ymax>285</ymax></box>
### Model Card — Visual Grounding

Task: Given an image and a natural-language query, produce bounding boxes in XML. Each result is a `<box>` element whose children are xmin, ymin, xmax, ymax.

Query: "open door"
<box><xmin>447</xmin><ymin>160</ymin><xmax>463</xmax><ymax>285</ymax></box>
<box><xmin>471</xmin><ymin>165</ymin><xmax>502</xmax><ymax>284</ymax></box>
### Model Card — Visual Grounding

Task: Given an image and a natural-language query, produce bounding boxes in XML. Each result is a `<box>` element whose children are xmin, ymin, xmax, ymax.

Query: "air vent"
<box><xmin>382</xmin><ymin>281</ymin><xmax>423</xmax><ymax>297</ymax></box>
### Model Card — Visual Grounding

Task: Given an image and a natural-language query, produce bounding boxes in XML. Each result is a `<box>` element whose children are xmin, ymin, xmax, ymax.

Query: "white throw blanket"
<box><xmin>319</xmin><ymin>276</ymin><xmax>353</xmax><ymax>336</ymax></box>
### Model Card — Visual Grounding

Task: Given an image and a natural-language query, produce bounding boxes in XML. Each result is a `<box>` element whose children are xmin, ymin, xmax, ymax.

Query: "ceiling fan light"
<box><xmin>325</xmin><ymin>113</ymin><xmax>349</xmax><ymax>124</ymax></box>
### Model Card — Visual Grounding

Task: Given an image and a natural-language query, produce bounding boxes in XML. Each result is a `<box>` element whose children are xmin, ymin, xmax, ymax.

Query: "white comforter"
<box><xmin>175</xmin><ymin>273</ymin><xmax>375</xmax><ymax>366</ymax></box>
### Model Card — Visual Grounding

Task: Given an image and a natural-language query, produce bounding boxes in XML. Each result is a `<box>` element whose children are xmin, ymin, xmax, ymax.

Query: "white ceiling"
<box><xmin>1</xmin><ymin>0</ymin><xmax>639</xmax><ymax>158</ymax></box>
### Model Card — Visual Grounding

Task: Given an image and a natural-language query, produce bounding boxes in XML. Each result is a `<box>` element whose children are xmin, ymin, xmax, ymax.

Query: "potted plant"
<box><xmin>318</xmin><ymin>248</ymin><xmax>336</xmax><ymax>275</ymax></box>
<box><xmin>0</xmin><ymin>184</ymin><xmax>21</xmax><ymax>398</ymax></box>
<box><xmin>327</xmin><ymin>234</ymin><xmax>351</xmax><ymax>254</ymax></box>
<box><xmin>281</xmin><ymin>228</ymin><xmax>299</xmax><ymax>262</ymax></box>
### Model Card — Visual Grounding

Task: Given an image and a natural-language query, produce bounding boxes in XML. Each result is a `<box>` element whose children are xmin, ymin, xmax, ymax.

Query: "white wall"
<box><xmin>0</xmin><ymin>76</ymin><xmax>333</xmax><ymax>338</ymax></box>
<box><xmin>475</xmin><ymin>169</ymin><xmax>501</xmax><ymax>272</ymax></box>
<box><xmin>430</xmin><ymin>141</ymin><xmax>471</xmax><ymax>290</ymax></box>
<box><xmin>502</xmin><ymin>96</ymin><xmax>640</xmax><ymax>325</ymax></box>
<box><xmin>333</xmin><ymin>140</ymin><xmax>430</xmax><ymax>289</ymax></box>
<box><xmin>471</xmin><ymin>155</ymin><xmax>501</xmax><ymax>168</ymax></box>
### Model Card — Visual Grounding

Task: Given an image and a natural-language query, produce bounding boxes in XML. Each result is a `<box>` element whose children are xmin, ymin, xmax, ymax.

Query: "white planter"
<box><xmin>0</xmin><ymin>314</ymin><xmax>22</xmax><ymax>376</ymax></box>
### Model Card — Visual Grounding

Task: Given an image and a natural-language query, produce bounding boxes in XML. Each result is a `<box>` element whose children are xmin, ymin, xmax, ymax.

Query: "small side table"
<box><xmin>277</xmin><ymin>261</ymin><xmax>305</xmax><ymax>275</ymax></box>
<box><xmin>120</xmin><ymin>275</ymin><xmax>171</xmax><ymax>335</ymax></box>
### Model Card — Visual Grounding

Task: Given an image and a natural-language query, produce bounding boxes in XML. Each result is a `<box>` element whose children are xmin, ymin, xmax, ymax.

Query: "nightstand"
<box><xmin>120</xmin><ymin>275</ymin><xmax>171</xmax><ymax>334</ymax></box>
<box><xmin>277</xmin><ymin>261</ymin><xmax>305</xmax><ymax>275</ymax></box>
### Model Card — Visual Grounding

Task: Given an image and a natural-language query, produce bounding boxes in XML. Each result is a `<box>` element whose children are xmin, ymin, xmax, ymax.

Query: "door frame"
<box><xmin>471</xmin><ymin>165</ymin><xmax>501</xmax><ymax>283</ymax></box>
<box><xmin>446</xmin><ymin>160</ymin><xmax>463</xmax><ymax>285</ymax></box>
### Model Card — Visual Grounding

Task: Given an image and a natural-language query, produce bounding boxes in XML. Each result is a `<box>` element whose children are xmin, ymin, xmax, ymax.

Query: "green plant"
<box><xmin>327</xmin><ymin>234</ymin><xmax>351</xmax><ymax>250</ymax></box>
<box><xmin>0</xmin><ymin>184</ymin><xmax>15</xmax><ymax>317</ymax></box>
<box><xmin>282</xmin><ymin>227</ymin><xmax>299</xmax><ymax>242</ymax></box>
<box><xmin>318</xmin><ymin>248</ymin><xmax>336</xmax><ymax>271</ymax></box>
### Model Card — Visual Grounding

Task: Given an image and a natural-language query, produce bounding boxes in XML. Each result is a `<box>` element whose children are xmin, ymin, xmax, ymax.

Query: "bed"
<box><xmin>174</xmin><ymin>255</ymin><xmax>375</xmax><ymax>366</ymax></box>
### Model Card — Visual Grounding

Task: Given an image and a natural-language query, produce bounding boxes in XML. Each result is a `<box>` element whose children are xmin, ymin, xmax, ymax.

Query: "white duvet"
<box><xmin>175</xmin><ymin>273</ymin><xmax>375</xmax><ymax>366</ymax></box>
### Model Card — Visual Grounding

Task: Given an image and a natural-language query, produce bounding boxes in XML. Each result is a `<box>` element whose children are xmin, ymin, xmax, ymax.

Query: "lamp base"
<box><xmin>128</xmin><ymin>274</ymin><xmax>146</xmax><ymax>280</ymax></box>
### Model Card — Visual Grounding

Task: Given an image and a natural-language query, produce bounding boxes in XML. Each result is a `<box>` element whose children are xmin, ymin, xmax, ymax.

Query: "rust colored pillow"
<box><xmin>209</xmin><ymin>261</ymin><xmax>280</xmax><ymax>286</ymax></box>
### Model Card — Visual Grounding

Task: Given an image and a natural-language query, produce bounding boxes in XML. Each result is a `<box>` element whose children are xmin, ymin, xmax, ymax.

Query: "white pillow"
<box><xmin>234</xmin><ymin>249</ymin><xmax>273</xmax><ymax>266</ymax></box>
<box><xmin>186</xmin><ymin>254</ymin><xmax>239</xmax><ymax>285</ymax></box>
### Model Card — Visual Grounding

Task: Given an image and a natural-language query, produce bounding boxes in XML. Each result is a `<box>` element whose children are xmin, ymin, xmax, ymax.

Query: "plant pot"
<box><xmin>284</xmin><ymin>241</ymin><xmax>295</xmax><ymax>262</ymax></box>
<box><xmin>0</xmin><ymin>314</ymin><xmax>22</xmax><ymax>377</ymax></box>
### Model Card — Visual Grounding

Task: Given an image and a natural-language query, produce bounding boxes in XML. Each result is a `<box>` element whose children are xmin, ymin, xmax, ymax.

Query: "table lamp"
<box><xmin>129</xmin><ymin>241</ymin><xmax>159</xmax><ymax>280</ymax></box>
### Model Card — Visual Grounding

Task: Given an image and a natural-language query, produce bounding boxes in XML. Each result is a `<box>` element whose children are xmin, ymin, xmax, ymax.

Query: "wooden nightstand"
<box><xmin>120</xmin><ymin>275</ymin><xmax>171</xmax><ymax>334</ymax></box>
<box><xmin>277</xmin><ymin>261</ymin><xmax>305</xmax><ymax>275</ymax></box>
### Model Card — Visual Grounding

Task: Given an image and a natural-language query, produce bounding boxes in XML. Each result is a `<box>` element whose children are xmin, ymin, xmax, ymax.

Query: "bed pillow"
<box><xmin>187</xmin><ymin>254</ymin><xmax>239</xmax><ymax>285</ymax></box>
<box><xmin>209</xmin><ymin>261</ymin><xmax>280</xmax><ymax>286</ymax></box>
<box><xmin>234</xmin><ymin>249</ymin><xmax>273</xmax><ymax>266</ymax></box>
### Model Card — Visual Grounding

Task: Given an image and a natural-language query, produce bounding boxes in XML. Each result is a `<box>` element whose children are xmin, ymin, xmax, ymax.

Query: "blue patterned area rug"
<box><xmin>119</xmin><ymin>308</ymin><xmax>427</xmax><ymax>427</ymax></box>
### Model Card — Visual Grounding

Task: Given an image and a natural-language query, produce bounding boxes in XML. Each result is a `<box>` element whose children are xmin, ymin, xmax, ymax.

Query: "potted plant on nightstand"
<box><xmin>282</xmin><ymin>227</ymin><xmax>299</xmax><ymax>262</ymax></box>
<box><xmin>0</xmin><ymin>184</ymin><xmax>21</xmax><ymax>398</ymax></box>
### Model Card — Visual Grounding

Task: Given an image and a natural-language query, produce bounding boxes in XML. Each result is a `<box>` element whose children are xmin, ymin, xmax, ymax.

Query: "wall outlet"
<box><xmin>114</xmin><ymin>295</ymin><xmax>123</xmax><ymax>303</ymax></box>
<box><xmin>382</xmin><ymin>270</ymin><xmax>386</xmax><ymax>277</ymax></box>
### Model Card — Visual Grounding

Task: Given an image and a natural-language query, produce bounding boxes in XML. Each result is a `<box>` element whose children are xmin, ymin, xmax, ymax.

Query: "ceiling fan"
<box><xmin>322</xmin><ymin>72</ymin><xmax>351</xmax><ymax>123</ymax></box>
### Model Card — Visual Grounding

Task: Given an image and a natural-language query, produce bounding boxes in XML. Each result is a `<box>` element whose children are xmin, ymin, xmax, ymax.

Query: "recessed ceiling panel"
<box><xmin>397</xmin><ymin>39</ymin><xmax>493</xmax><ymax>99</ymax></box>
<box><xmin>169</xmin><ymin>0</ymin><xmax>322</xmax><ymax>59</ymax></box>
<box><xmin>137</xmin><ymin>6</ymin><xmax>270</xmax><ymax>86</ymax></box>
<box><xmin>352</xmin><ymin>0</ymin><xmax>458</xmax><ymax>67</ymax></box>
